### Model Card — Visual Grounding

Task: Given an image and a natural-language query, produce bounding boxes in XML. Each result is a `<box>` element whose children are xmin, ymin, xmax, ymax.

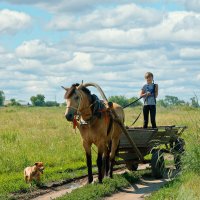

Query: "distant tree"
<box><xmin>128</xmin><ymin>97</ymin><xmax>143</xmax><ymax>107</ymax></box>
<box><xmin>157</xmin><ymin>99</ymin><xmax>168</xmax><ymax>107</ymax></box>
<box><xmin>0</xmin><ymin>90</ymin><xmax>5</xmax><ymax>106</ymax></box>
<box><xmin>9</xmin><ymin>98</ymin><xmax>21</xmax><ymax>106</ymax></box>
<box><xmin>108</xmin><ymin>95</ymin><xmax>129</xmax><ymax>107</ymax></box>
<box><xmin>45</xmin><ymin>101</ymin><xmax>59</xmax><ymax>107</ymax></box>
<box><xmin>62</xmin><ymin>102</ymin><xmax>66</xmax><ymax>107</ymax></box>
<box><xmin>163</xmin><ymin>95</ymin><xmax>186</xmax><ymax>106</ymax></box>
<box><xmin>30</xmin><ymin>94</ymin><xmax>45</xmax><ymax>106</ymax></box>
<box><xmin>156</xmin><ymin>96</ymin><xmax>186</xmax><ymax>107</ymax></box>
<box><xmin>190</xmin><ymin>97</ymin><xmax>199</xmax><ymax>108</ymax></box>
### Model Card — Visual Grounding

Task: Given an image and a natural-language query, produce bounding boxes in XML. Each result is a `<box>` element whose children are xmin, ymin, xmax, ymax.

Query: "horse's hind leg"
<box><xmin>105</xmin><ymin>142</ymin><xmax>111</xmax><ymax>176</ymax></box>
<box><xmin>83</xmin><ymin>142</ymin><xmax>93</xmax><ymax>183</ymax></box>
<box><xmin>109</xmin><ymin>138</ymin><xmax>120</xmax><ymax>178</ymax></box>
<box><xmin>97</xmin><ymin>151</ymin><xmax>103</xmax><ymax>183</ymax></box>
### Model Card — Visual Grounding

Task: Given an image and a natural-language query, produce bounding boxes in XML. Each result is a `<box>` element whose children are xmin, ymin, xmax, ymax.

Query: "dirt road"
<box><xmin>104</xmin><ymin>165</ymin><xmax>176</xmax><ymax>200</ymax></box>
<box><xmin>104</xmin><ymin>176</ymin><xmax>168</xmax><ymax>200</ymax></box>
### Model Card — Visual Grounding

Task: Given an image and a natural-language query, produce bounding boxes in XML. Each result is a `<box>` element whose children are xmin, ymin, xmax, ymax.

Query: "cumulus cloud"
<box><xmin>16</xmin><ymin>40</ymin><xmax>61</xmax><ymax>58</ymax></box>
<box><xmin>72</xmin><ymin>11</ymin><xmax>200</xmax><ymax>49</ymax></box>
<box><xmin>2</xmin><ymin>0</ymin><xmax>134</xmax><ymax>13</ymax></box>
<box><xmin>47</xmin><ymin>4</ymin><xmax>163</xmax><ymax>31</ymax></box>
<box><xmin>64</xmin><ymin>52</ymin><xmax>93</xmax><ymax>71</ymax></box>
<box><xmin>197</xmin><ymin>74</ymin><xmax>200</xmax><ymax>80</ymax></box>
<box><xmin>185</xmin><ymin>0</ymin><xmax>200</xmax><ymax>12</ymax></box>
<box><xmin>0</xmin><ymin>9</ymin><xmax>31</xmax><ymax>35</ymax></box>
<box><xmin>179</xmin><ymin>48</ymin><xmax>200</xmax><ymax>59</ymax></box>
<box><xmin>1</xmin><ymin>1</ymin><xmax>200</xmax><ymax>102</ymax></box>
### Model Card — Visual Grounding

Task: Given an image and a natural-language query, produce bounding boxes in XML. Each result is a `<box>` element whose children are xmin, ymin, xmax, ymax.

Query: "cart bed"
<box><xmin>116</xmin><ymin>125</ymin><xmax>186</xmax><ymax>165</ymax></box>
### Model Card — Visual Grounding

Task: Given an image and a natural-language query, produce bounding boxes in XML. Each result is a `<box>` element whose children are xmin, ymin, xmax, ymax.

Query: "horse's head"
<box><xmin>62</xmin><ymin>83</ymin><xmax>91</xmax><ymax>121</ymax></box>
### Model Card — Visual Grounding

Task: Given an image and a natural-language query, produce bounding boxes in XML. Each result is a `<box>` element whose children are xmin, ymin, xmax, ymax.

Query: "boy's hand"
<box><xmin>146</xmin><ymin>92</ymin><xmax>151</xmax><ymax>96</ymax></box>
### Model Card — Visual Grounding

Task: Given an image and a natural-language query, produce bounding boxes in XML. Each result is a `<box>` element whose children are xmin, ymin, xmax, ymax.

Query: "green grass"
<box><xmin>0</xmin><ymin>105</ymin><xmax>200</xmax><ymax>199</ymax></box>
<box><xmin>0</xmin><ymin>106</ymin><xmax>91</xmax><ymax>196</ymax></box>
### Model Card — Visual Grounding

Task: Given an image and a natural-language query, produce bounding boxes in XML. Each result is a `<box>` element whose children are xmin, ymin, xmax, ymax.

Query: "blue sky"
<box><xmin>0</xmin><ymin>0</ymin><xmax>200</xmax><ymax>103</ymax></box>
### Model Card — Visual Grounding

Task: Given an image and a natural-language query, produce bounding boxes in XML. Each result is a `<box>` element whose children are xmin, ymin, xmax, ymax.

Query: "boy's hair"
<box><xmin>145</xmin><ymin>72</ymin><xmax>153</xmax><ymax>79</ymax></box>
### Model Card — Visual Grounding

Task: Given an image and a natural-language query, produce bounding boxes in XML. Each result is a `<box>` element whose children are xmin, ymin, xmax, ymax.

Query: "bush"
<box><xmin>45</xmin><ymin>101</ymin><xmax>59</xmax><ymax>107</ymax></box>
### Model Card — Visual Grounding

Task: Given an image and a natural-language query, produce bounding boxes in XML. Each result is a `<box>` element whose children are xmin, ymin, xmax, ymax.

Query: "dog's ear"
<box><xmin>34</xmin><ymin>162</ymin><xmax>39</xmax><ymax>166</ymax></box>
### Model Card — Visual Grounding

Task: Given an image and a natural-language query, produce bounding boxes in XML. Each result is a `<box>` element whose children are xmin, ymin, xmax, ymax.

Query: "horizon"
<box><xmin>0</xmin><ymin>0</ymin><xmax>200</xmax><ymax>103</ymax></box>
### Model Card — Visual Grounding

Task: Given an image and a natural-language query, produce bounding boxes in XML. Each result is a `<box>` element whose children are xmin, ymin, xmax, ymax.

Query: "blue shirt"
<box><xmin>142</xmin><ymin>83</ymin><xmax>156</xmax><ymax>105</ymax></box>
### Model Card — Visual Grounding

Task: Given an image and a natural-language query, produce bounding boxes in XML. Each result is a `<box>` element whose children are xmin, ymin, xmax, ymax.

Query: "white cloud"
<box><xmin>64</xmin><ymin>52</ymin><xmax>94</xmax><ymax>71</ymax></box>
<box><xmin>48</xmin><ymin>3</ymin><xmax>163</xmax><ymax>31</ymax></box>
<box><xmin>1</xmin><ymin>1</ymin><xmax>200</xmax><ymax>103</ymax></box>
<box><xmin>180</xmin><ymin>48</ymin><xmax>200</xmax><ymax>59</ymax></box>
<box><xmin>73</xmin><ymin>11</ymin><xmax>200</xmax><ymax>49</ymax></box>
<box><xmin>76</xmin><ymin>28</ymin><xmax>146</xmax><ymax>48</ymax></box>
<box><xmin>3</xmin><ymin>0</ymin><xmax>134</xmax><ymax>13</ymax></box>
<box><xmin>185</xmin><ymin>0</ymin><xmax>200</xmax><ymax>12</ymax></box>
<box><xmin>0</xmin><ymin>9</ymin><xmax>31</xmax><ymax>34</ymax></box>
<box><xmin>16</xmin><ymin>40</ymin><xmax>62</xmax><ymax>59</ymax></box>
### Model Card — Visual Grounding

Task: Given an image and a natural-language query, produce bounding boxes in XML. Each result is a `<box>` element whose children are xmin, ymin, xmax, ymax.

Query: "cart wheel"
<box><xmin>174</xmin><ymin>154</ymin><xmax>181</xmax><ymax>170</ymax></box>
<box><xmin>174</xmin><ymin>138</ymin><xmax>185</xmax><ymax>153</ymax></box>
<box><xmin>151</xmin><ymin>150</ymin><xmax>165</xmax><ymax>179</ymax></box>
<box><xmin>125</xmin><ymin>161</ymin><xmax>138</xmax><ymax>171</ymax></box>
<box><xmin>173</xmin><ymin>138</ymin><xmax>185</xmax><ymax>170</ymax></box>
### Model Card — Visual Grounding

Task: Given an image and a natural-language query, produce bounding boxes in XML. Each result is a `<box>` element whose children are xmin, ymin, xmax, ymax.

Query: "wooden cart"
<box><xmin>82</xmin><ymin>83</ymin><xmax>187</xmax><ymax>179</ymax></box>
<box><xmin>116</xmin><ymin>125</ymin><xmax>187</xmax><ymax>178</ymax></box>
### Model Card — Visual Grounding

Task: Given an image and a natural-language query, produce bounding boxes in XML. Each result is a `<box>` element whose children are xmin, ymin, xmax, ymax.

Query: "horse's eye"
<box><xmin>74</xmin><ymin>96</ymin><xmax>79</xmax><ymax>100</ymax></box>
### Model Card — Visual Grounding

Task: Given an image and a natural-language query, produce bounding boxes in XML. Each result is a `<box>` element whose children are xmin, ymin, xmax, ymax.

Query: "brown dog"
<box><xmin>24</xmin><ymin>162</ymin><xmax>44</xmax><ymax>183</ymax></box>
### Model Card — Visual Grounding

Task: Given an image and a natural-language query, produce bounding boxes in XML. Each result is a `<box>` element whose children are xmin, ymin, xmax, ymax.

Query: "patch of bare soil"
<box><xmin>104</xmin><ymin>167</ymin><xmax>179</xmax><ymax>200</ymax></box>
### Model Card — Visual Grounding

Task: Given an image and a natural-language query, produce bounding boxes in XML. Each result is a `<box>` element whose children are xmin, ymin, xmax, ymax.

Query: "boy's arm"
<box><xmin>140</xmin><ymin>89</ymin><xmax>150</xmax><ymax>97</ymax></box>
<box><xmin>155</xmin><ymin>84</ymin><xmax>158</xmax><ymax>98</ymax></box>
<box><xmin>140</xmin><ymin>89</ymin><xmax>145</xmax><ymax>97</ymax></box>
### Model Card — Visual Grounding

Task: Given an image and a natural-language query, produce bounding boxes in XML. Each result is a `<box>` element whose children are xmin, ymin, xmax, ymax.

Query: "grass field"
<box><xmin>0</xmin><ymin>105</ymin><xmax>200</xmax><ymax>199</ymax></box>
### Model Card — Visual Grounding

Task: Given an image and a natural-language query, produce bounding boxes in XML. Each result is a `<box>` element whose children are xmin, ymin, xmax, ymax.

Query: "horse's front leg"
<box><xmin>97</xmin><ymin>143</ymin><xmax>105</xmax><ymax>184</ymax></box>
<box><xmin>83</xmin><ymin>142</ymin><xmax>93</xmax><ymax>183</ymax></box>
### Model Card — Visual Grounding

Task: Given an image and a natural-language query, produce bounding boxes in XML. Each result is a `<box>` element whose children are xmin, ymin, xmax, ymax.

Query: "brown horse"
<box><xmin>63</xmin><ymin>83</ymin><xmax>125</xmax><ymax>183</ymax></box>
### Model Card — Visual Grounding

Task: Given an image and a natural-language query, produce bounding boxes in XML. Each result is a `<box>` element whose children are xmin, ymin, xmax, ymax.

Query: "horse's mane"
<box><xmin>66</xmin><ymin>83</ymin><xmax>91</xmax><ymax>98</ymax></box>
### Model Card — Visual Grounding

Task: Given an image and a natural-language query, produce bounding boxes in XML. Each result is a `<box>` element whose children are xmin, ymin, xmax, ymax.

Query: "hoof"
<box><xmin>88</xmin><ymin>178</ymin><xmax>93</xmax><ymax>184</ymax></box>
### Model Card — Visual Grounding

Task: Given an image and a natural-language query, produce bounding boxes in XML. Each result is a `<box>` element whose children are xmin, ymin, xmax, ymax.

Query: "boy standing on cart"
<box><xmin>140</xmin><ymin>72</ymin><xmax>158</xmax><ymax>128</ymax></box>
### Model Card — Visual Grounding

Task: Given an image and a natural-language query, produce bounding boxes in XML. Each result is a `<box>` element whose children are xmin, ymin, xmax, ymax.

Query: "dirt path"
<box><xmin>104</xmin><ymin>176</ymin><xmax>168</xmax><ymax>200</ymax></box>
<box><xmin>104</xmin><ymin>165</ymin><xmax>177</xmax><ymax>200</ymax></box>
<box><xmin>32</xmin><ymin>180</ymin><xmax>86</xmax><ymax>200</ymax></box>
<box><xmin>31</xmin><ymin>169</ymin><xmax>127</xmax><ymax>200</ymax></box>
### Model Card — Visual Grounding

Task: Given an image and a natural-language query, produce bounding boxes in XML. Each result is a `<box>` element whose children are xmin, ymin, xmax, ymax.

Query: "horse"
<box><xmin>62</xmin><ymin>83</ymin><xmax>125</xmax><ymax>183</ymax></box>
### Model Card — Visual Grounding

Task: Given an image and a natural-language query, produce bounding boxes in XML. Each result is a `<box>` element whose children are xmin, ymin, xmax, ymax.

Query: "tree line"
<box><xmin>108</xmin><ymin>95</ymin><xmax>199</xmax><ymax>108</ymax></box>
<box><xmin>0</xmin><ymin>90</ymin><xmax>199</xmax><ymax>108</ymax></box>
<box><xmin>0</xmin><ymin>92</ymin><xmax>59</xmax><ymax>107</ymax></box>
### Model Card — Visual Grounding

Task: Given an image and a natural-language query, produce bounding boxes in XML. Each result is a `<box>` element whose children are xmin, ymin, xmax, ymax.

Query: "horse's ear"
<box><xmin>77</xmin><ymin>83</ymin><xmax>83</xmax><ymax>89</ymax></box>
<box><xmin>61</xmin><ymin>86</ymin><xmax>69</xmax><ymax>91</ymax></box>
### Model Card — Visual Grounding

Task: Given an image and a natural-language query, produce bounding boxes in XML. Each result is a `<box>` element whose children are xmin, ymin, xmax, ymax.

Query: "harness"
<box><xmin>67</xmin><ymin>91</ymin><xmax>113</xmax><ymax>135</ymax></box>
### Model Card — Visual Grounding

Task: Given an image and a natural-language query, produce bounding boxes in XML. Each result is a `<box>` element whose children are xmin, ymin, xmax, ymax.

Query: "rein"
<box><xmin>128</xmin><ymin>97</ymin><xmax>147</xmax><ymax>127</ymax></box>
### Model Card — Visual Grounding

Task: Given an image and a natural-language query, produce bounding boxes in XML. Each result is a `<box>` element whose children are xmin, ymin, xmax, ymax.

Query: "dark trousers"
<box><xmin>143</xmin><ymin>105</ymin><xmax>157</xmax><ymax>128</ymax></box>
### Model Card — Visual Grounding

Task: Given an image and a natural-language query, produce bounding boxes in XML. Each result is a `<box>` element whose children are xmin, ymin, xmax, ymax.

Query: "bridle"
<box><xmin>65</xmin><ymin>89</ymin><xmax>96</xmax><ymax>120</ymax></box>
<box><xmin>66</xmin><ymin>90</ymin><xmax>83</xmax><ymax>116</ymax></box>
